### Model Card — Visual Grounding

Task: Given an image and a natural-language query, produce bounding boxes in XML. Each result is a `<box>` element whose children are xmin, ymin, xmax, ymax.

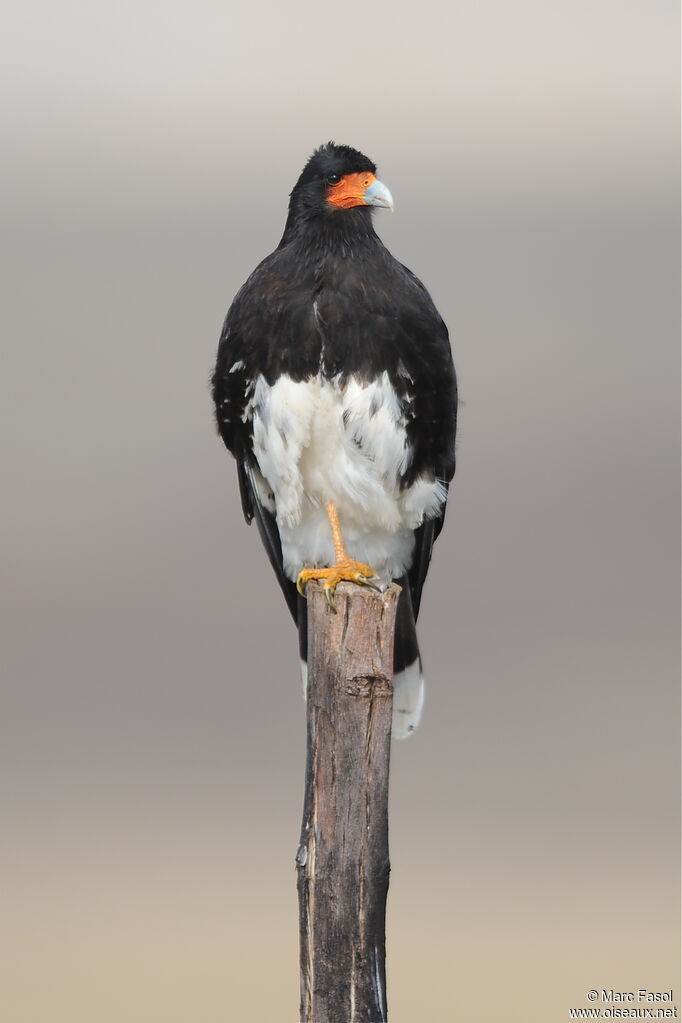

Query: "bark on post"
<box><xmin>296</xmin><ymin>580</ymin><xmax>400</xmax><ymax>1023</ymax></box>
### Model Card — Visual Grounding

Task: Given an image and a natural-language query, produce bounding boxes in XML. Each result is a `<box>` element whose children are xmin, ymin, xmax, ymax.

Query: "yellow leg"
<box><xmin>327</xmin><ymin>502</ymin><xmax>347</xmax><ymax>563</ymax></box>
<box><xmin>297</xmin><ymin>502</ymin><xmax>380</xmax><ymax>600</ymax></box>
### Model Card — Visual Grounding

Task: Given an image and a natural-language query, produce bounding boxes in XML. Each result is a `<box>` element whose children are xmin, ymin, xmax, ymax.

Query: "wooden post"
<box><xmin>296</xmin><ymin>580</ymin><xmax>400</xmax><ymax>1023</ymax></box>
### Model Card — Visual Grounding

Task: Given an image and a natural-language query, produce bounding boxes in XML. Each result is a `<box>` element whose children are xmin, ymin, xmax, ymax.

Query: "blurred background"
<box><xmin>1</xmin><ymin>1</ymin><xmax>679</xmax><ymax>1020</ymax></box>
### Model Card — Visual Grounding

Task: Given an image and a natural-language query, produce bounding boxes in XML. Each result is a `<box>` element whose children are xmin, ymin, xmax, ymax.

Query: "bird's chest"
<box><xmin>256</xmin><ymin>268</ymin><xmax>394</xmax><ymax>383</ymax></box>
<box><xmin>249</xmin><ymin>371</ymin><xmax>411</xmax><ymax>528</ymax></box>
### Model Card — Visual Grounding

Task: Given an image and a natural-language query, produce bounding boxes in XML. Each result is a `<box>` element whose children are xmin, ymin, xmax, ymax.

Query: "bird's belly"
<box><xmin>249</xmin><ymin>372</ymin><xmax>445</xmax><ymax>580</ymax></box>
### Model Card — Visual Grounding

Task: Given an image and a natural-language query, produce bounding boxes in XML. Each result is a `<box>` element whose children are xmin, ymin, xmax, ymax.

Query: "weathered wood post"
<box><xmin>296</xmin><ymin>580</ymin><xmax>401</xmax><ymax>1023</ymax></box>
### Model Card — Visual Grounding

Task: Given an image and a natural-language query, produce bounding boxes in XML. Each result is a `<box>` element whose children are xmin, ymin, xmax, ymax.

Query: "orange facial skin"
<box><xmin>326</xmin><ymin>172</ymin><xmax>377</xmax><ymax>209</ymax></box>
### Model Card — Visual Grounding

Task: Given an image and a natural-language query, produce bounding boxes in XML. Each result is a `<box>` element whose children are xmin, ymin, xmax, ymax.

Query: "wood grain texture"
<box><xmin>296</xmin><ymin>581</ymin><xmax>400</xmax><ymax>1023</ymax></box>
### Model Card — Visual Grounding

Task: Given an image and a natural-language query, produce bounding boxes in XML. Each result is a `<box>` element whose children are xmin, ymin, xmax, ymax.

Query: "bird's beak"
<box><xmin>363</xmin><ymin>179</ymin><xmax>394</xmax><ymax>210</ymax></box>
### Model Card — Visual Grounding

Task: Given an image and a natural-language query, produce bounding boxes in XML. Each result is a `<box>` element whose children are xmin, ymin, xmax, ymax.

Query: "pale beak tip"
<box><xmin>364</xmin><ymin>179</ymin><xmax>394</xmax><ymax>211</ymax></box>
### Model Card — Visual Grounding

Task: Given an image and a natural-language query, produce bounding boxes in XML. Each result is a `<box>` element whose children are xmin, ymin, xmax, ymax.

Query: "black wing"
<box><xmin>408</xmin><ymin>486</ymin><xmax>449</xmax><ymax>620</ymax></box>
<box><xmin>237</xmin><ymin>459</ymin><xmax>298</xmax><ymax>621</ymax></box>
<box><xmin>212</xmin><ymin>302</ymin><xmax>299</xmax><ymax>623</ymax></box>
<box><xmin>391</xmin><ymin>262</ymin><xmax>458</xmax><ymax>619</ymax></box>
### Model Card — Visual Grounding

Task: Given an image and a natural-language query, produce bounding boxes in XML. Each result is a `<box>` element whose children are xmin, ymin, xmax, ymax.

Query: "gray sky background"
<box><xmin>1</xmin><ymin>1</ymin><xmax>679</xmax><ymax>1020</ymax></box>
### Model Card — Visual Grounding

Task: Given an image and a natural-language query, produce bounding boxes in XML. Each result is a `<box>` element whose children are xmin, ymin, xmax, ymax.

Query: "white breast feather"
<box><xmin>249</xmin><ymin>375</ymin><xmax>315</xmax><ymax>526</ymax></box>
<box><xmin>249</xmin><ymin>372</ymin><xmax>445</xmax><ymax>581</ymax></box>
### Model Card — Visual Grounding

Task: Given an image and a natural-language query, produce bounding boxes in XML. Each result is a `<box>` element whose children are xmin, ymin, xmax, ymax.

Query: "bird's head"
<box><xmin>287</xmin><ymin>142</ymin><xmax>394</xmax><ymax>228</ymax></box>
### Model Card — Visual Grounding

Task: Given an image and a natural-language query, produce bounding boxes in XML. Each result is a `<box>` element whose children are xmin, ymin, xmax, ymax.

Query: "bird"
<box><xmin>212</xmin><ymin>142</ymin><xmax>457</xmax><ymax>737</ymax></box>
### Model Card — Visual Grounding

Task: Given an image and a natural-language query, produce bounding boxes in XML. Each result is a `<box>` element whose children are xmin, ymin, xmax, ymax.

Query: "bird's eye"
<box><xmin>326</xmin><ymin>174</ymin><xmax>342</xmax><ymax>185</ymax></box>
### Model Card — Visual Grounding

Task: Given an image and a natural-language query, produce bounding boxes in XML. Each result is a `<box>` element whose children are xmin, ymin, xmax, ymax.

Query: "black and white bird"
<box><xmin>212</xmin><ymin>142</ymin><xmax>457</xmax><ymax>737</ymax></box>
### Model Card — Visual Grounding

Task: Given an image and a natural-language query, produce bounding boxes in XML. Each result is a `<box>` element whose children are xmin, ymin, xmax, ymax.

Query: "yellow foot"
<box><xmin>296</xmin><ymin>559</ymin><xmax>381</xmax><ymax>602</ymax></box>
